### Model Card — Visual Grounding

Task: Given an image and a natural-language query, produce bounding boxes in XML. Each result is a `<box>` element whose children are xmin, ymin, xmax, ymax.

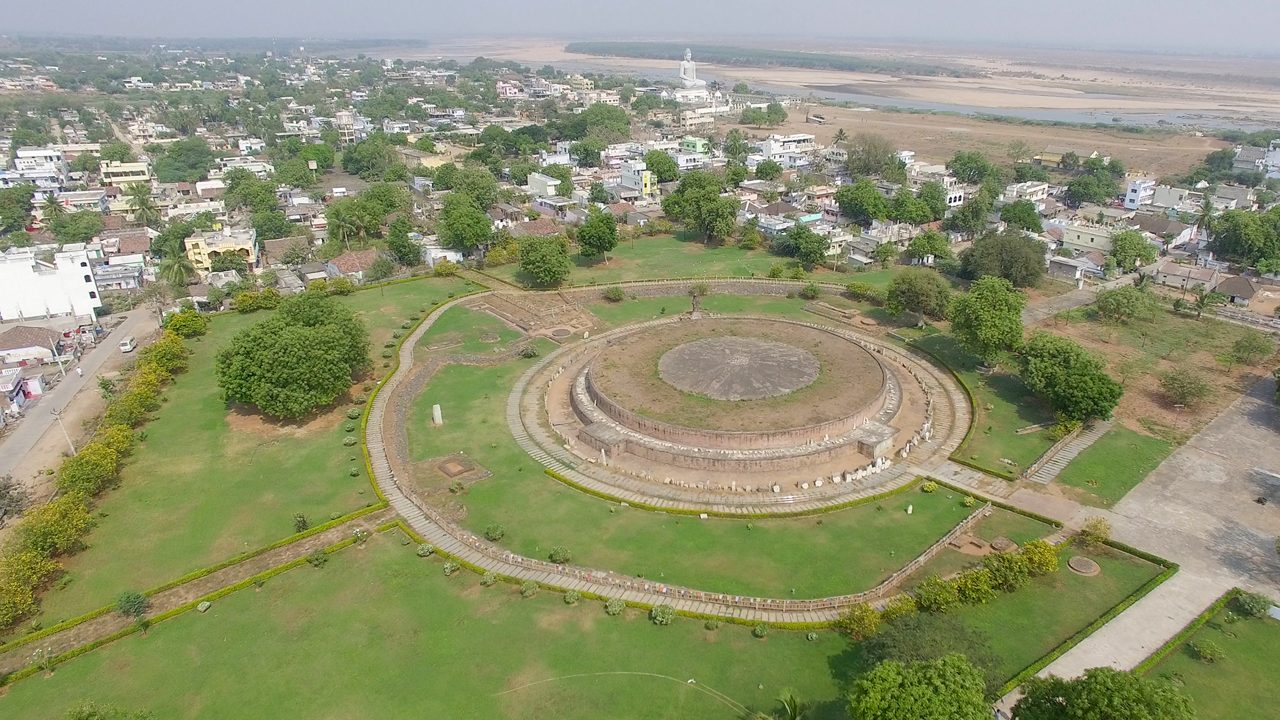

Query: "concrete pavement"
<box><xmin>0</xmin><ymin>309</ymin><xmax>156</xmax><ymax>477</ymax></box>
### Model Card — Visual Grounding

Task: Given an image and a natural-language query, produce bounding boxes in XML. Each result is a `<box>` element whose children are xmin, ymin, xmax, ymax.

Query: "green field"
<box><xmin>1056</xmin><ymin>425</ymin><xmax>1174</xmax><ymax>507</ymax></box>
<box><xmin>407</xmin><ymin>356</ymin><xmax>975</xmax><ymax>599</ymax></box>
<box><xmin>417</xmin><ymin>304</ymin><xmax>524</xmax><ymax>356</ymax></box>
<box><xmin>912</xmin><ymin>334</ymin><xmax>1056</xmax><ymax>478</ymax></box>
<box><xmin>26</xmin><ymin>278</ymin><xmax>470</xmax><ymax>628</ymax></box>
<box><xmin>903</xmin><ymin>507</ymin><xmax>1056</xmax><ymax>585</ymax></box>
<box><xmin>0</xmin><ymin>533</ymin><xmax>1166</xmax><ymax>720</ymax></box>
<box><xmin>585</xmin><ymin>291</ymin><xmax>897</xmax><ymax>330</ymax></box>
<box><xmin>485</xmin><ymin>234</ymin><xmax>898</xmax><ymax>288</ymax></box>
<box><xmin>1148</xmin><ymin>601</ymin><xmax>1280</xmax><ymax>720</ymax></box>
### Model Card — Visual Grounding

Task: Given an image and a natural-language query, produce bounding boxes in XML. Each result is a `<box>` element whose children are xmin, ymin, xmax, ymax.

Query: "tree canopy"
<box><xmin>1000</xmin><ymin>200</ymin><xmax>1044</xmax><ymax>233</ymax></box>
<box><xmin>1020</xmin><ymin>331</ymin><xmax>1122</xmax><ymax>421</ymax></box>
<box><xmin>905</xmin><ymin>230</ymin><xmax>952</xmax><ymax>263</ymax></box>
<box><xmin>847</xmin><ymin>655</ymin><xmax>990</xmax><ymax>720</ymax></box>
<box><xmin>661</xmin><ymin>171</ymin><xmax>737</xmax><ymax>243</ymax></box>
<box><xmin>437</xmin><ymin>192</ymin><xmax>493</xmax><ymax>252</ymax></box>
<box><xmin>577</xmin><ymin>208</ymin><xmax>618</xmax><ymax>259</ymax></box>
<box><xmin>1013</xmin><ymin>668</ymin><xmax>1195</xmax><ymax>720</ymax></box>
<box><xmin>887</xmin><ymin>267</ymin><xmax>952</xmax><ymax>321</ymax></box>
<box><xmin>215</xmin><ymin>293</ymin><xmax>369</xmax><ymax>420</ymax></box>
<box><xmin>845</xmin><ymin>133</ymin><xmax>900</xmax><ymax>178</ymax></box>
<box><xmin>642</xmin><ymin>150</ymin><xmax>679</xmax><ymax>183</ymax></box>
<box><xmin>1109</xmin><ymin>230</ymin><xmax>1158</xmax><ymax>270</ymax></box>
<box><xmin>835</xmin><ymin>179</ymin><xmax>889</xmax><ymax>227</ymax></box>
<box><xmin>153</xmin><ymin>137</ymin><xmax>215</xmax><ymax>183</ymax></box>
<box><xmin>519</xmin><ymin>234</ymin><xmax>572</xmax><ymax>287</ymax></box>
<box><xmin>960</xmin><ymin>230</ymin><xmax>1047</xmax><ymax>288</ymax></box>
<box><xmin>949</xmin><ymin>276</ymin><xmax>1026</xmax><ymax>365</ymax></box>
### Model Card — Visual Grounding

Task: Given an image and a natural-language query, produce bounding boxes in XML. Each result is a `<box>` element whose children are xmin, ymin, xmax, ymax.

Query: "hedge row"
<box><xmin>542</xmin><ymin>468</ymin><xmax>920</xmax><ymax>519</ymax></box>
<box><xmin>1133</xmin><ymin>588</ymin><xmax>1239</xmax><ymax>675</ymax></box>
<box><xmin>931</xmin><ymin>479</ymin><xmax>1065</xmax><ymax>529</ymax></box>
<box><xmin>0</xmin><ymin>330</ymin><xmax>193</xmax><ymax>632</ymax></box>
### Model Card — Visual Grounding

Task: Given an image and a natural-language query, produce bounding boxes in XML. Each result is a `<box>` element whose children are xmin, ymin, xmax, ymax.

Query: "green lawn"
<box><xmin>0</xmin><ymin>534</ymin><xmax>851</xmax><ymax>720</ymax></box>
<box><xmin>0</xmin><ymin>533</ymin><xmax>1167</xmax><ymax>720</ymax></box>
<box><xmin>586</xmin><ymin>293</ymin><xmax>893</xmax><ymax>330</ymax></box>
<box><xmin>912</xmin><ymin>334</ymin><xmax>1056</xmax><ymax>477</ymax></box>
<box><xmin>485</xmin><ymin>233</ymin><xmax>897</xmax><ymax>288</ymax></box>
<box><xmin>1056</xmin><ymin>425</ymin><xmax>1174</xmax><ymax>507</ymax></box>
<box><xmin>1147</xmin><ymin>602</ymin><xmax>1280</xmax><ymax>720</ymax></box>
<box><xmin>407</xmin><ymin>357</ymin><xmax>975</xmax><ymax>599</ymax></box>
<box><xmin>417</xmin><ymin>305</ymin><xmax>524</xmax><ymax>356</ymax></box>
<box><xmin>25</xmin><ymin>278</ymin><xmax>470</xmax><ymax>628</ymax></box>
<box><xmin>902</xmin><ymin>507</ymin><xmax>1056</xmax><ymax>585</ymax></box>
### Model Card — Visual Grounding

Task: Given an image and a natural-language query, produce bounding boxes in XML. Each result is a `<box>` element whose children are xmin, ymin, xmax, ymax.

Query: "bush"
<box><xmin>1020</xmin><ymin>539</ymin><xmax>1059</xmax><ymax>576</ymax></box>
<box><xmin>433</xmin><ymin>259</ymin><xmax>459</xmax><ymax>277</ymax></box>
<box><xmin>516</xmin><ymin>345</ymin><xmax>539</xmax><ymax>359</ymax></box>
<box><xmin>836</xmin><ymin>602</ymin><xmax>882</xmax><ymax>640</ymax></box>
<box><xmin>752</xmin><ymin>623</ymin><xmax>769</xmax><ymax>638</ymax></box>
<box><xmin>16</xmin><ymin>493</ymin><xmax>93</xmax><ymax>556</ymax></box>
<box><xmin>56</xmin><ymin>441</ymin><xmax>120</xmax><ymax>496</ymax></box>
<box><xmin>1231</xmin><ymin>330</ymin><xmax>1274</xmax><ymax>365</ymax></box>
<box><xmin>961</xmin><ymin>494</ymin><xmax>978</xmax><ymax>508</ymax></box>
<box><xmin>480</xmin><ymin>571</ymin><xmax>498</xmax><ymax>586</ymax></box>
<box><xmin>982</xmin><ymin>551</ymin><xmax>1031</xmax><ymax>592</ymax></box>
<box><xmin>920</xmin><ymin>481</ymin><xmax>939</xmax><ymax>493</ymax></box>
<box><xmin>953</xmin><ymin>568</ymin><xmax>998</xmax><ymax>604</ymax></box>
<box><xmin>913</xmin><ymin>575</ymin><xmax>960</xmax><ymax>613</ymax></box>
<box><xmin>1190</xmin><ymin>639</ymin><xmax>1225</xmax><ymax>663</ymax></box>
<box><xmin>344</xmin><ymin>422</ymin><xmax>356</xmax><ymax>433</ymax></box>
<box><xmin>346</xmin><ymin>408</ymin><xmax>362</xmax><ymax>419</ymax></box>
<box><xmin>305</xmin><ymin>549</ymin><xmax>329</xmax><ymax>567</ymax></box>
<box><xmin>342</xmin><ymin>436</ymin><xmax>358</xmax><ymax>446</ymax></box>
<box><xmin>0</xmin><ymin>550</ymin><xmax>59</xmax><ymax>628</ymax></box>
<box><xmin>1234</xmin><ymin>591</ymin><xmax>1274</xmax><ymax>618</ymax></box>
<box><xmin>806</xmin><ymin>631</ymin><xmax>819</xmax><ymax>641</ymax></box>
<box><xmin>483</xmin><ymin>523</ymin><xmax>506</xmax><ymax>541</ymax></box>
<box><xmin>604</xmin><ymin>598</ymin><xmax>626</xmax><ymax>616</ymax></box>
<box><xmin>767</xmin><ymin>262</ymin><xmax>786</xmax><ymax>278</ymax></box>
<box><xmin>650</xmin><ymin>604</ymin><xmax>675</xmax><ymax>625</ymax></box>
<box><xmin>114</xmin><ymin>590</ymin><xmax>149</xmax><ymax>618</ymax></box>
<box><xmin>705</xmin><ymin>620</ymin><xmax>721</xmax><ymax>631</ymax></box>
<box><xmin>1160</xmin><ymin>367</ymin><xmax>1213</xmax><ymax>408</ymax></box>
<box><xmin>163</xmin><ymin>307</ymin><xmax>209</xmax><ymax>338</ymax></box>
<box><xmin>443</xmin><ymin>561</ymin><xmax>461</xmax><ymax>576</ymax></box>
<box><xmin>798</xmin><ymin>282</ymin><xmax>821</xmax><ymax>300</ymax></box>
<box><xmin>95</xmin><ymin>424</ymin><xmax>137</xmax><ymax>457</ymax></box>
<box><xmin>415</xmin><ymin>544</ymin><xmax>435</xmax><ymax>557</ymax></box>
<box><xmin>879</xmin><ymin>594</ymin><xmax>918</xmax><ymax>621</ymax></box>
<box><xmin>603</xmin><ymin>286</ymin><xmax>626</xmax><ymax>302</ymax></box>
<box><xmin>564</xmin><ymin>590</ymin><xmax>581</xmax><ymax>605</ymax></box>
<box><xmin>1080</xmin><ymin>517</ymin><xmax>1112</xmax><ymax>545</ymax></box>
<box><xmin>520</xmin><ymin>581</ymin><xmax>538</xmax><ymax>597</ymax></box>
<box><xmin>548</xmin><ymin>545</ymin><xmax>571</xmax><ymax>564</ymax></box>
<box><xmin>293</xmin><ymin>513</ymin><xmax>309</xmax><ymax>533</ymax></box>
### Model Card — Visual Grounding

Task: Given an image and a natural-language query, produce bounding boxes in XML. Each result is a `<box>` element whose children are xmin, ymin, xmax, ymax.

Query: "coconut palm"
<box><xmin>774</xmin><ymin>690</ymin><xmax>810</xmax><ymax>720</ymax></box>
<box><xmin>157</xmin><ymin>254</ymin><xmax>196</xmax><ymax>288</ymax></box>
<box><xmin>126</xmin><ymin>184</ymin><xmax>161</xmax><ymax>227</ymax></box>
<box><xmin>41</xmin><ymin>194</ymin><xmax>65</xmax><ymax>220</ymax></box>
<box><xmin>833</xmin><ymin>128</ymin><xmax>848</xmax><ymax>146</ymax></box>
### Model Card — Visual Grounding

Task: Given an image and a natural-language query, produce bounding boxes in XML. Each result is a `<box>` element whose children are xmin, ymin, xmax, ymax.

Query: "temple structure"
<box><xmin>673</xmin><ymin>48</ymin><xmax>711</xmax><ymax>105</ymax></box>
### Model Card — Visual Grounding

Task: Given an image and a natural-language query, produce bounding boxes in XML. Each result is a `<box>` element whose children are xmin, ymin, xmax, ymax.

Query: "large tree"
<box><xmin>577</xmin><ymin>208</ymin><xmax>618</xmax><ymax>260</ymax></box>
<box><xmin>1020</xmin><ymin>331</ymin><xmax>1123</xmax><ymax>421</ymax></box>
<box><xmin>519</xmin><ymin>235</ymin><xmax>572</xmax><ymax>287</ymax></box>
<box><xmin>917</xmin><ymin>181</ymin><xmax>949</xmax><ymax>221</ymax></box>
<box><xmin>949</xmin><ymin>276</ymin><xmax>1025</xmax><ymax>366</ymax></box>
<box><xmin>1109</xmin><ymin>229</ymin><xmax>1158</xmax><ymax>270</ymax></box>
<box><xmin>0</xmin><ymin>185</ymin><xmax>35</xmax><ymax>234</ymax></box>
<box><xmin>944</xmin><ymin>198</ymin><xmax>988</xmax><ymax>239</ymax></box>
<box><xmin>847</xmin><ymin>655</ymin><xmax>990</xmax><ymax>720</ymax></box>
<box><xmin>153</xmin><ymin>137</ymin><xmax>215</xmax><ymax>183</ymax></box>
<box><xmin>1013</xmin><ymin>668</ymin><xmax>1195</xmax><ymax>720</ymax></box>
<box><xmin>215</xmin><ymin>293</ymin><xmax>369</xmax><ymax>420</ymax></box>
<box><xmin>905</xmin><ymin>230</ymin><xmax>952</xmax><ymax>263</ymax></box>
<box><xmin>754</xmin><ymin>159</ymin><xmax>783</xmax><ymax>181</ymax></box>
<box><xmin>1094</xmin><ymin>286</ymin><xmax>1157</xmax><ymax>324</ymax></box>
<box><xmin>845</xmin><ymin>132</ymin><xmax>898</xmax><ymax>178</ymax></box>
<box><xmin>835</xmin><ymin>179</ymin><xmax>889</xmax><ymax>227</ymax></box>
<box><xmin>642</xmin><ymin>150</ymin><xmax>679</xmax><ymax>183</ymax></box>
<box><xmin>947</xmin><ymin>151</ymin><xmax>998</xmax><ymax>184</ymax></box>
<box><xmin>661</xmin><ymin>171</ymin><xmax>736</xmax><ymax>243</ymax></box>
<box><xmin>438</xmin><ymin>192</ymin><xmax>493</xmax><ymax>252</ymax></box>
<box><xmin>890</xmin><ymin>187</ymin><xmax>933</xmax><ymax>225</ymax></box>
<box><xmin>781</xmin><ymin>223</ymin><xmax>830</xmax><ymax>268</ymax></box>
<box><xmin>860</xmin><ymin>613</ymin><xmax>1005</xmax><ymax>699</ymax></box>
<box><xmin>887</xmin><ymin>267</ymin><xmax>952</xmax><ymax>322</ymax></box>
<box><xmin>1000</xmin><ymin>200</ymin><xmax>1043</xmax><ymax>233</ymax></box>
<box><xmin>960</xmin><ymin>230</ymin><xmax>1047</xmax><ymax>288</ymax></box>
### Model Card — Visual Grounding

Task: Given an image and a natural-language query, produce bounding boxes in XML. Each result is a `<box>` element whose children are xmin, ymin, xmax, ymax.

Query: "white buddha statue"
<box><xmin>679</xmin><ymin>48</ymin><xmax>706</xmax><ymax>89</ymax></box>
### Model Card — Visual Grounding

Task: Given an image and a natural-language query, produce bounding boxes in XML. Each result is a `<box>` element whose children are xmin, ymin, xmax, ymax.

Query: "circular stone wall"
<box><xmin>658</xmin><ymin>337</ymin><xmax>819</xmax><ymax>400</ymax></box>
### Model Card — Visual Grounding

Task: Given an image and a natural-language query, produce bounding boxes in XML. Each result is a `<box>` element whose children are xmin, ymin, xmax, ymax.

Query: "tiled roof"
<box><xmin>328</xmin><ymin>248</ymin><xmax>379</xmax><ymax>274</ymax></box>
<box><xmin>509</xmin><ymin>218</ymin><xmax>561</xmax><ymax>238</ymax></box>
<box><xmin>0</xmin><ymin>325</ymin><xmax>63</xmax><ymax>353</ymax></box>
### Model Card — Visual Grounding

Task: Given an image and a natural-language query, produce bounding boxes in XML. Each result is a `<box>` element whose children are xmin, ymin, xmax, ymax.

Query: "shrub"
<box><xmin>806</xmin><ymin>632</ymin><xmax>819</xmax><ymax>641</ymax></box>
<box><xmin>483</xmin><ymin>523</ymin><xmax>506</xmax><ymax>541</ymax></box>
<box><xmin>879</xmin><ymin>594</ymin><xmax>918</xmax><ymax>621</ymax></box>
<box><xmin>346</xmin><ymin>408</ymin><xmax>362</xmax><ymax>419</ymax></box>
<box><xmin>415</xmin><ymin>544</ymin><xmax>435</xmax><ymax>557</ymax></box>
<box><xmin>292</xmin><ymin>513</ymin><xmax>309</xmax><ymax>533</ymax></box>
<box><xmin>479</xmin><ymin>571</ymin><xmax>498</xmax><ymax>586</ymax></box>
<box><xmin>836</xmin><ymin>602</ymin><xmax>881</xmax><ymax>640</ymax></box>
<box><xmin>982</xmin><ymin>551</ymin><xmax>1031</xmax><ymax>592</ymax></box>
<box><xmin>433</xmin><ymin>259</ymin><xmax>459</xmax><ymax>277</ymax></box>
<box><xmin>548</xmin><ymin>545</ymin><xmax>571</xmax><ymax>564</ymax></box>
<box><xmin>704</xmin><ymin>620</ymin><xmax>721</xmax><ymax>631</ymax></box>
<box><xmin>520</xmin><ymin>581</ymin><xmax>538</xmax><ymax>597</ymax></box>
<box><xmin>1020</xmin><ymin>539</ymin><xmax>1059</xmax><ymax>576</ymax></box>
<box><xmin>1080</xmin><ymin>517</ymin><xmax>1112</xmax><ymax>545</ymax></box>
<box><xmin>604</xmin><ymin>598</ymin><xmax>626</xmax><ymax>616</ymax></box>
<box><xmin>114</xmin><ymin>590</ymin><xmax>149</xmax><ymax>618</ymax></box>
<box><xmin>305</xmin><ymin>549</ymin><xmax>329</xmax><ymax>567</ymax></box>
<box><xmin>913</xmin><ymin>575</ymin><xmax>960</xmax><ymax>613</ymax></box>
<box><xmin>344</xmin><ymin>422</ymin><xmax>356</xmax><ymax>433</ymax></box>
<box><xmin>564</xmin><ymin>590</ymin><xmax>581</xmax><ymax>605</ymax></box>
<box><xmin>752</xmin><ymin>623</ymin><xmax>769</xmax><ymax>638</ymax></box>
<box><xmin>953</xmin><ymin>568</ymin><xmax>998</xmax><ymax>604</ymax></box>
<box><xmin>961</xmin><ymin>494</ymin><xmax>977</xmax><ymax>508</ymax></box>
<box><xmin>1232</xmin><ymin>330</ymin><xmax>1274</xmax><ymax>365</ymax></box>
<box><xmin>95</xmin><ymin>424</ymin><xmax>137</xmax><ymax>457</ymax></box>
<box><xmin>785</xmin><ymin>266</ymin><xmax>807</xmax><ymax>280</ymax></box>
<box><xmin>1190</xmin><ymin>639</ymin><xmax>1225</xmax><ymax>664</ymax></box>
<box><xmin>920</xmin><ymin>481</ymin><xmax>939</xmax><ymax>493</ymax></box>
<box><xmin>443</xmin><ymin>562</ymin><xmax>461</xmax><ymax>576</ymax></box>
<box><xmin>0</xmin><ymin>550</ymin><xmax>59</xmax><ymax>628</ymax></box>
<box><xmin>517</xmin><ymin>345</ymin><xmax>539</xmax><ymax>359</ymax></box>
<box><xmin>16</xmin><ymin>493</ymin><xmax>93</xmax><ymax>556</ymax></box>
<box><xmin>650</xmin><ymin>604</ymin><xmax>675</xmax><ymax>625</ymax></box>
<box><xmin>1161</xmin><ymin>367</ymin><xmax>1214</xmax><ymax>408</ymax></box>
<box><xmin>603</xmin><ymin>286</ymin><xmax>626</xmax><ymax>302</ymax></box>
<box><xmin>798</xmin><ymin>282</ymin><xmax>821</xmax><ymax>300</ymax></box>
<box><xmin>342</xmin><ymin>436</ymin><xmax>358</xmax><ymax>446</ymax></box>
<box><xmin>1234</xmin><ymin>591</ymin><xmax>1274</xmax><ymax>618</ymax></box>
<box><xmin>164</xmin><ymin>307</ymin><xmax>209</xmax><ymax>338</ymax></box>
<box><xmin>767</xmin><ymin>262</ymin><xmax>786</xmax><ymax>278</ymax></box>
<box><xmin>56</xmin><ymin>441</ymin><xmax>120</xmax><ymax>496</ymax></box>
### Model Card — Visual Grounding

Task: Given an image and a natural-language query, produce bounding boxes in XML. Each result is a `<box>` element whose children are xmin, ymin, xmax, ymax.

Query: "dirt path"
<box><xmin>0</xmin><ymin>508</ymin><xmax>393</xmax><ymax>676</ymax></box>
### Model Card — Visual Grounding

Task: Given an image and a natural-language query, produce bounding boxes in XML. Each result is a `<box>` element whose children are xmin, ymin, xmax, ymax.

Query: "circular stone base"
<box><xmin>550</xmin><ymin>328</ymin><xmax>572</xmax><ymax>340</ymax></box>
<box><xmin>1067</xmin><ymin>556</ymin><xmax>1101</xmax><ymax>576</ymax></box>
<box><xmin>658</xmin><ymin>336</ymin><xmax>820</xmax><ymax>400</ymax></box>
<box><xmin>990</xmin><ymin>537</ymin><xmax>1017</xmax><ymax>553</ymax></box>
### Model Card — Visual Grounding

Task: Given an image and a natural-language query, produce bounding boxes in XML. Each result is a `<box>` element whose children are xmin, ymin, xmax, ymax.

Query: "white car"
<box><xmin>118</xmin><ymin>336</ymin><xmax>137</xmax><ymax>353</ymax></box>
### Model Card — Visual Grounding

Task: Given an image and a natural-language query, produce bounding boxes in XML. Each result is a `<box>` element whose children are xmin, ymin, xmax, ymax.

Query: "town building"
<box><xmin>185</xmin><ymin>227</ymin><xmax>258</xmax><ymax>273</ymax></box>
<box><xmin>0</xmin><ymin>246</ymin><xmax>102</xmax><ymax>320</ymax></box>
<box><xmin>1124</xmin><ymin>178</ymin><xmax>1156</xmax><ymax>210</ymax></box>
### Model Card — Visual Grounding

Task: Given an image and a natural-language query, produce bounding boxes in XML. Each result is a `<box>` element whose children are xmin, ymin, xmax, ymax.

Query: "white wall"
<box><xmin>0</xmin><ymin>249</ymin><xmax>102</xmax><ymax>320</ymax></box>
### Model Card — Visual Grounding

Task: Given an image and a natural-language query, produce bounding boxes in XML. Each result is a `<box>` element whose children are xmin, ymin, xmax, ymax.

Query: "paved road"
<box><xmin>0</xmin><ymin>310</ymin><xmax>155</xmax><ymax>477</ymax></box>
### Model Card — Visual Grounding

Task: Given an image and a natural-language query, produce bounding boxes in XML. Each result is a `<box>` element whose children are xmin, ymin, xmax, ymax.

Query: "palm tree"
<box><xmin>774</xmin><ymin>690</ymin><xmax>810</xmax><ymax>720</ymax></box>
<box><xmin>833</xmin><ymin>128</ymin><xmax>848</xmax><ymax>146</ymax></box>
<box><xmin>1196</xmin><ymin>193</ymin><xmax>1215</xmax><ymax>243</ymax></box>
<box><xmin>157</xmin><ymin>255</ymin><xmax>196</xmax><ymax>288</ymax></box>
<box><xmin>1191</xmin><ymin>285</ymin><xmax>1226</xmax><ymax>320</ymax></box>
<box><xmin>126</xmin><ymin>184</ymin><xmax>161</xmax><ymax>227</ymax></box>
<box><xmin>41</xmin><ymin>195</ymin><xmax>65</xmax><ymax>221</ymax></box>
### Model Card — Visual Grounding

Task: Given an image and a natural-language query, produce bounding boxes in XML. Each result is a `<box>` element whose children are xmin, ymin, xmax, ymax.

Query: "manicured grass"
<box><xmin>485</xmin><ymin>233</ymin><xmax>891</xmax><ymax>288</ymax></box>
<box><xmin>913</xmin><ymin>334</ymin><xmax>1056</xmax><ymax>477</ymax></box>
<box><xmin>1057</xmin><ymin>425</ymin><xmax>1174</xmax><ymax>507</ymax></box>
<box><xmin>585</xmin><ymin>293</ymin><xmax>886</xmax><ymax>330</ymax></box>
<box><xmin>27</xmin><ymin>278</ymin><xmax>468</xmax><ymax>627</ymax></box>
<box><xmin>902</xmin><ymin>506</ymin><xmax>1057</xmax><ymax>584</ymax></box>
<box><xmin>1148</xmin><ymin>605</ymin><xmax>1280</xmax><ymax>720</ymax></box>
<box><xmin>0</xmin><ymin>535</ymin><xmax>852</xmax><ymax>720</ymax></box>
<box><xmin>407</xmin><ymin>358</ymin><xmax>974</xmax><ymax>599</ymax></box>
<box><xmin>417</xmin><ymin>305</ymin><xmax>523</xmax><ymax>356</ymax></box>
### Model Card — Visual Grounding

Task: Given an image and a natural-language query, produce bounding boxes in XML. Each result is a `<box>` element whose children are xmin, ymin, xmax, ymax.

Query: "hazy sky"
<box><xmin>7</xmin><ymin>0</ymin><xmax>1280</xmax><ymax>53</ymax></box>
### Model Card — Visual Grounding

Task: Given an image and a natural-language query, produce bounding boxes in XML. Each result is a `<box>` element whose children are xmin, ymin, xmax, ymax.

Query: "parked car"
<box><xmin>118</xmin><ymin>336</ymin><xmax>137</xmax><ymax>353</ymax></box>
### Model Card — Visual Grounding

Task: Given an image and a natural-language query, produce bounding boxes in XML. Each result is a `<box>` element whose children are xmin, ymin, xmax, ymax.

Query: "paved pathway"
<box><xmin>0</xmin><ymin>309</ymin><xmax>155</xmax><ymax>477</ymax></box>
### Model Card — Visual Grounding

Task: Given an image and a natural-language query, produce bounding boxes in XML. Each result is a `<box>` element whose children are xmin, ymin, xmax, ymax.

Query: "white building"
<box><xmin>1124</xmin><ymin>178</ymin><xmax>1156</xmax><ymax>210</ymax></box>
<box><xmin>759</xmin><ymin>134</ymin><xmax>816</xmax><ymax>157</ymax></box>
<box><xmin>527</xmin><ymin>172</ymin><xmax>562</xmax><ymax>198</ymax></box>
<box><xmin>238</xmin><ymin>137</ymin><xmax>266</xmax><ymax>155</ymax></box>
<box><xmin>0</xmin><ymin>246</ymin><xmax>102</xmax><ymax>321</ymax></box>
<box><xmin>1003</xmin><ymin>181</ymin><xmax>1050</xmax><ymax>204</ymax></box>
